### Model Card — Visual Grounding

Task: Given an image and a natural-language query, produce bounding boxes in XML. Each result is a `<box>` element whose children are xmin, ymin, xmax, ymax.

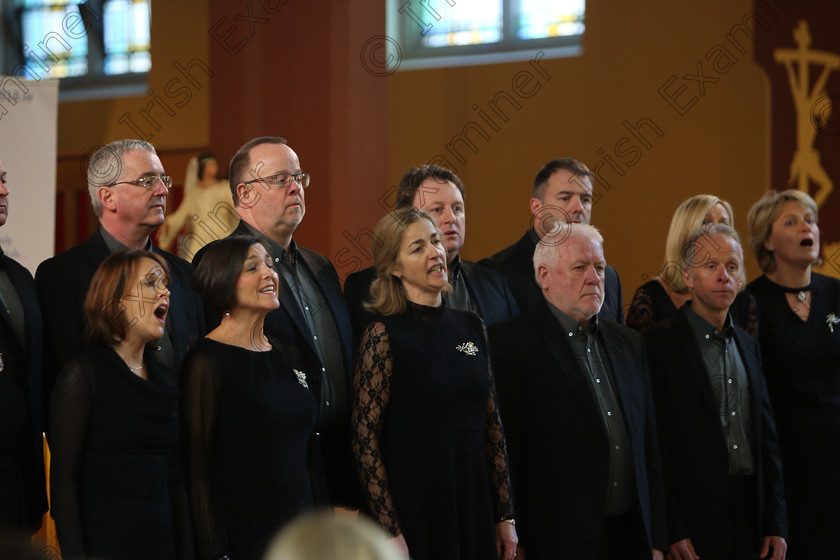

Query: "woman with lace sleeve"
<box><xmin>626</xmin><ymin>194</ymin><xmax>758</xmax><ymax>336</ymax></box>
<box><xmin>50</xmin><ymin>250</ymin><xmax>178</xmax><ymax>560</ymax></box>
<box><xmin>352</xmin><ymin>208</ymin><xmax>517</xmax><ymax>560</ymax></box>
<box><xmin>181</xmin><ymin>236</ymin><xmax>318</xmax><ymax>560</ymax></box>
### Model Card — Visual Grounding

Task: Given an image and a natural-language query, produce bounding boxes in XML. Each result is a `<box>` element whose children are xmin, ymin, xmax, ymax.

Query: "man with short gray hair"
<box><xmin>644</xmin><ymin>224</ymin><xmax>787</xmax><ymax>560</ymax></box>
<box><xmin>36</xmin><ymin>139</ymin><xmax>204</xmax><ymax>425</ymax></box>
<box><xmin>490</xmin><ymin>224</ymin><xmax>666</xmax><ymax>560</ymax></box>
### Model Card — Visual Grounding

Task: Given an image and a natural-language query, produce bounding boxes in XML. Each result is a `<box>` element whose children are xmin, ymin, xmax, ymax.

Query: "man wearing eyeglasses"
<box><xmin>194</xmin><ymin>136</ymin><xmax>358</xmax><ymax>509</ymax></box>
<box><xmin>35</xmin><ymin>140</ymin><xmax>205</xmax><ymax>439</ymax></box>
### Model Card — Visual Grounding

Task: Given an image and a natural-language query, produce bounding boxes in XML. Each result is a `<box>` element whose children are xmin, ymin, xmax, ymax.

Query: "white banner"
<box><xmin>0</xmin><ymin>77</ymin><xmax>59</xmax><ymax>275</ymax></box>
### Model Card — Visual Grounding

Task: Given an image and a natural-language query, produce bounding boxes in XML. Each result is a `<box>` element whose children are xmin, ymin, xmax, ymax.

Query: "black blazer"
<box><xmin>35</xmin><ymin>229</ymin><xmax>205</xmax><ymax>424</ymax></box>
<box><xmin>0</xmin><ymin>252</ymin><xmax>48</xmax><ymax>531</ymax></box>
<box><xmin>489</xmin><ymin>301</ymin><xmax>666</xmax><ymax>559</ymax></box>
<box><xmin>343</xmin><ymin>259</ymin><xmax>519</xmax><ymax>337</ymax></box>
<box><xmin>480</xmin><ymin>229</ymin><xmax>624</xmax><ymax>322</ymax></box>
<box><xmin>643</xmin><ymin>309</ymin><xmax>787</xmax><ymax>548</ymax></box>
<box><xmin>197</xmin><ymin>221</ymin><xmax>358</xmax><ymax>508</ymax></box>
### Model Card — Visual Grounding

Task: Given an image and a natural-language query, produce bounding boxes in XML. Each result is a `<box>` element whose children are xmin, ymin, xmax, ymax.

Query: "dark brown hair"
<box><xmin>85</xmin><ymin>250</ymin><xmax>169</xmax><ymax>345</ymax></box>
<box><xmin>228</xmin><ymin>136</ymin><xmax>288</xmax><ymax>205</ymax></box>
<box><xmin>193</xmin><ymin>235</ymin><xmax>265</xmax><ymax>312</ymax></box>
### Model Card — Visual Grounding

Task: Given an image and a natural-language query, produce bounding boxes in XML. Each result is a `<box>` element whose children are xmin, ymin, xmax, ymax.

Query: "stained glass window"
<box><xmin>14</xmin><ymin>0</ymin><xmax>151</xmax><ymax>81</ymax></box>
<box><xmin>393</xmin><ymin>0</ymin><xmax>585</xmax><ymax>66</ymax></box>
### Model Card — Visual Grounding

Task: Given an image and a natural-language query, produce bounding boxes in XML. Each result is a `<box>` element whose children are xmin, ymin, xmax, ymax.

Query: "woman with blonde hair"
<box><xmin>263</xmin><ymin>511</ymin><xmax>402</xmax><ymax>560</ymax></box>
<box><xmin>746</xmin><ymin>189</ymin><xmax>839</xmax><ymax>559</ymax></box>
<box><xmin>626</xmin><ymin>194</ymin><xmax>756</xmax><ymax>335</ymax></box>
<box><xmin>352</xmin><ymin>207</ymin><xmax>517</xmax><ymax>560</ymax></box>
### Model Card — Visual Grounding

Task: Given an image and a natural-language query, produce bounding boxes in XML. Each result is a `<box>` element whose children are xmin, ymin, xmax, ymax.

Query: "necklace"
<box><xmin>127</xmin><ymin>362</ymin><xmax>145</xmax><ymax>371</ymax></box>
<box><xmin>779</xmin><ymin>283</ymin><xmax>812</xmax><ymax>302</ymax></box>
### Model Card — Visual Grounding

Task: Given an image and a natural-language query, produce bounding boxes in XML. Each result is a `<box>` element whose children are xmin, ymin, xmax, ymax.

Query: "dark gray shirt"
<box><xmin>243</xmin><ymin>224</ymin><xmax>347</xmax><ymax>424</ymax></box>
<box><xmin>684</xmin><ymin>305</ymin><xmax>755</xmax><ymax>476</ymax></box>
<box><xmin>549</xmin><ymin>303</ymin><xmax>636</xmax><ymax>515</ymax></box>
<box><xmin>100</xmin><ymin>227</ymin><xmax>176</xmax><ymax>372</ymax></box>
<box><xmin>445</xmin><ymin>255</ymin><xmax>477</xmax><ymax>315</ymax></box>
<box><xmin>0</xmin><ymin>249</ymin><xmax>26</xmax><ymax>346</ymax></box>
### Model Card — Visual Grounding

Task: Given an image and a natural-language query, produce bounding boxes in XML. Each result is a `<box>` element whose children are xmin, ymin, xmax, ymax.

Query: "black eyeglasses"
<box><xmin>241</xmin><ymin>172</ymin><xmax>310</xmax><ymax>189</ymax></box>
<box><xmin>107</xmin><ymin>175</ymin><xmax>173</xmax><ymax>189</ymax></box>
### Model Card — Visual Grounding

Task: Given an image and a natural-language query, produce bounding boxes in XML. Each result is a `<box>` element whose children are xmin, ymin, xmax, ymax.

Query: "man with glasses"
<box><xmin>194</xmin><ymin>136</ymin><xmax>358</xmax><ymax>509</ymax></box>
<box><xmin>36</xmin><ymin>140</ymin><xmax>205</xmax><ymax>439</ymax></box>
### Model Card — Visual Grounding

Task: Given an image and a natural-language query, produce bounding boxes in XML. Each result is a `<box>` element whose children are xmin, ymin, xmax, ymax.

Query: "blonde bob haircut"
<box><xmin>264</xmin><ymin>510</ymin><xmax>403</xmax><ymax>560</ymax></box>
<box><xmin>660</xmin><ymin>194</ymin><xmax>737</xmax><ymax>294</ymax></box>
<box><xmin>365</xmin><ymin>207</ymin><xmax>451</xmax><ymax>316</ymax></box>
<box><xmin>748</xmin><ymin>189</ymin><xmax>819</xmax><ymax>274</ymax></box>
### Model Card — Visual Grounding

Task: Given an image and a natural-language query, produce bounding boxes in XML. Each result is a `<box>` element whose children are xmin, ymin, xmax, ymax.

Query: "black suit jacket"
<box><xmin>35</xmin><ymin>229</ymin><xmax>205</xmax><ymax>424</ymax></box>
<box><xmin>343</xmin><ymin>258</ymin><xmax>519</xmax><ymax>337</ymax></box>
<box><xmin>643</xmin><ymin>309</ymin><xmax>787</xmax><ymax>549</ymax></box>
<box><xmin>489</xmin><ymin>301</ymin><xmax>666</xmax><ymax>559</ymax></box>
<box><xmin>0</xmin><ymin>252</ymin><xmax>48</xmax><ymax>531</ymax></box>
<box><xmin>480</xmin><ymin>229</ymin><xmax>624</xmax><ymax>322</ymax></box>
<box><xmin>196</xmin><ymin>221</ymin><xmax>359</xmax><ymax>507</ymax></box>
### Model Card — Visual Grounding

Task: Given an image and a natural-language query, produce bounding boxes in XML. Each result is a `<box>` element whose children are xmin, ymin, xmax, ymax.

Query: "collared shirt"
<box><xmin>242</xmin><ymin>223</ymin><xmax>347</xmax><ymax>424</ymax></box>
<box><xmin>683</xmin><ymin>305</ymin><xmax>755</xmax><ymax>476</ymax></box>
<box><xmin>0</xmin><ymin>247</ymin><xmax>26</xmax><ymax>346</ymax></box>
<box><xmin>549</xmin><ymin>303</ymin><xmax>636</xmax><ymax>515</ymax></box>
<box><xmin>101</xmin><ymin>227</ymin><xmax>176</xmax><ymax>372</ymax></box>
<box><xmin>444</xmin><ymin>255</ymin><xmax>477</xmax><ymax>315</ymax></box>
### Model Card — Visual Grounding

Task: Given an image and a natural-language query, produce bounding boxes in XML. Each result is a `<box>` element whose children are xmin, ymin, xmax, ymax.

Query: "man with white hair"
<box><xmin>489</xmin><ymin>224</ymin><xmax>666</xmax><ymax>560</ymax></box>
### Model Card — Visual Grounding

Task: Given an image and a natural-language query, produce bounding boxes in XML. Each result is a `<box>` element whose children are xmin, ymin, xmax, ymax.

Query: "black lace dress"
<box><xmin>747</xmin><ymin>273</ymin><xmax>840</xmax><ymax>559</ymax></box>
<box><xmin>626</xmin><ymin>278</ymin><xmax>759</xmax><ymax>337</ymax></box>
<box><xmin>353</xmin><ymin>302</ymin><xmax>514</xmax><ymax>560</ymax></box>
<box><xmin>180</xmin><ymin>338</ymin><xmax>318</xmax><ymax>560</ymax></box>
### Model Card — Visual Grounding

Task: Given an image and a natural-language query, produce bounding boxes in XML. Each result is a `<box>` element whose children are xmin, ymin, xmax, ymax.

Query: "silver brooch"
<box><xmin>456</xmin><ymin>342</ymin><xmax>479</xmax><ymax>356</ymax></box>
<box><xmin>293</xmin><ymin>369</ymin><xmax>309</xmax><ymax>389</ymax></box>
<box><xmin>827</xmin><ymin>314</ymin><xmax>840</xmax><ymax>333</ymax></box>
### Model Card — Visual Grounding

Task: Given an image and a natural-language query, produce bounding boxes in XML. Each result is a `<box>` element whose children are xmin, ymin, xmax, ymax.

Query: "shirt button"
<box><xmin>607</xmin><ymin>411</ymin><xmax>612</xmax><ymax>416</ymax></box>
<box><xmin>731</xmin><ymin>411</ymin><xmax>736</xmax><ymax>416</ymax></box>
<box><xmin>155</xmin><ymin>345</ymin><xmax>161</xmax><ymax>351</ymax></box>
<box><xmin>321</xmin><ymin>367</ymin><xmax>326</xmax><ymax>372</ymax></box>
<box><xmin>596</xmin><ymin>378</ymin><xmax>601</xmax><ymax>384</ymax></box>
<box><xmin>313</xmin><ymin>335</ymin><xmax>318</xmax><ymax>340</ymax></box>
<box><xmin>615</xmin><ymin>444</ymin><xmax>620</xmax><ymax>450</ymax></box>
<box><xmin>568</xmin><ymin>332</ymin><xmax>573</xmax><ymax>337</ymax></box>
<box><xmin>325</xmin><ymin>400</ymin><xmax>330</xmax><ymax>406</ymax></box>
<box><xmin>587</xmin><ymin>348</ymin><xmax>591</xmax><ymax>353</ymax></box>
<box><xmin>727</xmin><ymin>379</ymin><xmax>733</xmax><ymax>384</ymax></box>
<box><xmin>275</xmin><ymin>258</ymin><xmax>280</xmax><ymax>262</ymax></box>
<box><xmin>612</xmin><ymin>482</ymin><xmax>619</xmax><ymax>487</ymax></box>
<box><xmin>733</xmin><ymin>444</ymin><xmax>738</xmax><ymax>450</ymax></box>
<box><xmin>705</xmin><ymin>334</ymin><xmax>710</xmax><ymax>340</ymax></box>
<box><xmin>305</xmin><ymin>306</ymin><xmax>309</xmax><ymax>311</ymax></box>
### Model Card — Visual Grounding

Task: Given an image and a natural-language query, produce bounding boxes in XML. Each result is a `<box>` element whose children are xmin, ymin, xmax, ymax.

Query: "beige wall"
<box><xmin>57</xmin><ymin>0</ymin><xmax>210</xmax><ymax>155</ymax></box>
<box><xmin>387</xmin><ymin>0</ymin><xmax>785</xmax><ymax>308</ymax></box>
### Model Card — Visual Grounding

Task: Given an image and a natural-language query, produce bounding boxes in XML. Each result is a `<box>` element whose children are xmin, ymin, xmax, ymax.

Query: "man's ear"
<box><xmin>99</xmin><ymin>186</ymin><xmax>117</xmax><ymax>212</ymax></box>
<box><xmin>236</xmin><ymin>182</ymin><xmax>260</xmax><ymax>209</ymax></box>
<box><xmin>537</xmin><ymin>263</ymin><xmax>550</xmax><ymax>290</ymax></box>
<box><xmin>529</xmin><ymin>197</ymin><xmax>542</xmax><ymax>217</ymax></box>
<box><xmin>682</xmin><ymin>266</ymin><xmax>695</xmax><ymax>290</ymax></box>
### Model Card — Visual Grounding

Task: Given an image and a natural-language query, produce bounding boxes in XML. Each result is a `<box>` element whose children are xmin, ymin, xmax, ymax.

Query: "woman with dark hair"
<box><xmin>746</xmin><ymin>189</ymin><xmax>840</xmax><ymax>559</ymax></box>
<box><xmin>181</xmin><ymin>235</ymin><xmax>317</xmax><ymax>560</ymax></box>
<box><xmin>352</xmin><ymin>207</ymin><xmax>518</xmax><ymax>560</ymax></box>
<box><xmin>50</xmin><ymin>250</ymin><xmax>178</xmax><ymax>559</ymax></box>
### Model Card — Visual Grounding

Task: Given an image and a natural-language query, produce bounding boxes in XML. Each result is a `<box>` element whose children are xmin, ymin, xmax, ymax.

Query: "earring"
<box><xmin>224</xmin><ymin>310</ymin><xmax>231</xmax><ymax>317</ymax></box>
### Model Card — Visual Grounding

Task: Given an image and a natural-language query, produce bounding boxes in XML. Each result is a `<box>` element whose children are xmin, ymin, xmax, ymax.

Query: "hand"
<box><xmin>653</xmin><ymin>548</ymin><xmax>664</xmax><ymax>560</ymax></box>
<box><xmin>669</xmin><ymin>538</ymin><xmax>699</xmax><ymax>560</ymax></box>
<box><xmin>760</xmin><ymin>536</ymin><xmax>786</xmax><ymax>560</ymax></box>
<box><xmin>496</xmin><ymin>521</ymin><xmax>519</xmax><ymax>560</ymax></box>
<box><xmin>390</xmin><ymin>533</ymin><xmax>409</xmax><ymax>558</ymax></box>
